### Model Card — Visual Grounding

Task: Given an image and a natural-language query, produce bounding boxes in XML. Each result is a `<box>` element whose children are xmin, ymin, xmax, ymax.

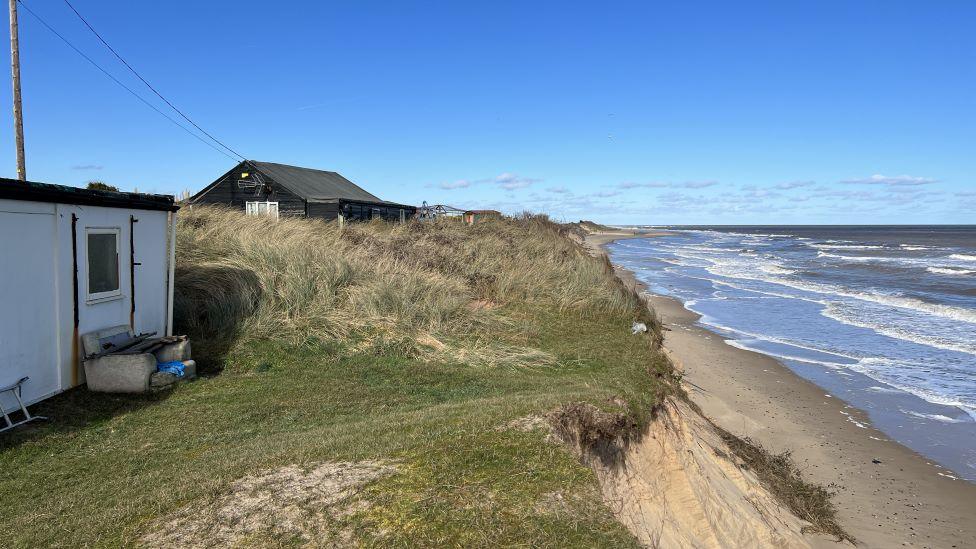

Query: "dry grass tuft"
<box><xmin>175</xmin><ymin>207</ymin><xmax>646</xmax><ymax>366</ymax></box>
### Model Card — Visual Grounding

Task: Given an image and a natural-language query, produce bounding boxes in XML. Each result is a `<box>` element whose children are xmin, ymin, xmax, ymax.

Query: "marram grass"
<box><xmin>174</xmin><ymin>206</ymin><xmax>646</xmax><ymax>367</ymax></box>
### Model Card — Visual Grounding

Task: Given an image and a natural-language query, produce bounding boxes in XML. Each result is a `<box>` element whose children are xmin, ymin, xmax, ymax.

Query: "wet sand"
<box><xmin>587</xmin><ymin>231</ymin><xmax>976</xmax><ymax>549</ymax></box>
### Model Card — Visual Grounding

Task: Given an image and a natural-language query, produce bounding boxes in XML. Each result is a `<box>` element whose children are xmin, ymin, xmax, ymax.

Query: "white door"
<box><xmin>0</xmin><ymin>208</ymin><xmax>60</xmax><ymax>407</ymax></box>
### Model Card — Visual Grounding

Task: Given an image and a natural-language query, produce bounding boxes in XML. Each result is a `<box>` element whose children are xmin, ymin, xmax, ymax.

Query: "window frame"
<box><xmin>85</xmin><ymin>227</ymin><xmax>123</xmax><ymax>303</ymax></box>
<box><xmin>245</xmin><ymin>200</ymin><xmax>280</xmax><ymax>219</ymax></box>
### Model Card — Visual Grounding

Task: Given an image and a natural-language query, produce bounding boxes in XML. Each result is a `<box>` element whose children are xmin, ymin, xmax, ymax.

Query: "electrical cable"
<box><xmin>16</xmin><ymin>0</ymin><xmax>239</xmax><ymax>161</ymax></box>
<box><xmin>60</xmin><ymin>0</ymin><xmax>245</xmax><ymax>160</ymax></box>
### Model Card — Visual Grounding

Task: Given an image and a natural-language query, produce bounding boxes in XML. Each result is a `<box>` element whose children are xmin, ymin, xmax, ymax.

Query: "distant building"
<box><xmin>462</xmin><ymin>210</ymin><xmax>502</xmax><ymax>225</ymax></box>
<box><xmin>417</xmin><ymin>202</ymin><xmax>465</xmax><ymax>221</ymax></box>
<box><xmin>190</xmin><ymin>160</ymin><xmax>416</xmax><ymax>223</ymax></box>
<box><xmin>0</xmin><ymin>178</ymin><xmax>179</xmax><ymax>407</ymax></box>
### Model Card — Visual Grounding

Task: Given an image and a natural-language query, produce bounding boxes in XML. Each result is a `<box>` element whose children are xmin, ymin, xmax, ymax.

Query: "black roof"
<box><xmin>247</xmin><ymin>161</ymin><xmax>385</xmax><ymax>203</ymax></box>
<box><xmin>0</xmin><ymin>178</ymin><xmax>179</xmax><ymax>211</ymax></box>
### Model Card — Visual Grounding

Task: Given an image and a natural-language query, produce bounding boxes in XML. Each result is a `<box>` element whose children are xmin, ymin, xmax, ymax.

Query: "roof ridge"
<box><xmin>249</xmin><ymin>160</ymin><xmax>340</xmax><ymax>176</ymax></box>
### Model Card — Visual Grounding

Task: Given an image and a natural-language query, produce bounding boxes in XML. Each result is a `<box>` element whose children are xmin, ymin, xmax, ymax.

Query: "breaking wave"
<box><xmin>928</xmin><ymin>266</ymin><xmax>976</xmax><ymax>276</ymax></box>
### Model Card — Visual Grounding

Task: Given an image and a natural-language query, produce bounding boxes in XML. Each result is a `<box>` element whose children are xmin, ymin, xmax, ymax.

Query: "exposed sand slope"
<box><xmin>587</xmin><ymin>230</ymin><xmax>976</xmax><ymax>549</ymax></box>
<box><xmin>593</xmin><ymin>398</ymin><xmax>812</xmax><ymax>549</ymax></box>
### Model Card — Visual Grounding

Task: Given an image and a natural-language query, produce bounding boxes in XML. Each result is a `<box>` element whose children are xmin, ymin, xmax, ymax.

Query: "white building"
<box><xmin>0</xmin><ymin>179</ymin><xmax>179</xmax><ymax>408</ymax></box>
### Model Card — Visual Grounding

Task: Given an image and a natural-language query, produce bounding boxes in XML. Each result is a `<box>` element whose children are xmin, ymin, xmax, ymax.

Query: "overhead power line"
<box><xmin>17</xmin><ymin>2</ymin><xmax>237</xmax><ymax>161</ymax></box>
<box><xmin>16</xmin><ymin>1</ymin><xmax>238</xmax><ymax>161</ymax></box>
<box><xmin>60</xmin><ymin>0</ymin><xmax>245</xmax><ymax>161</ymax></box>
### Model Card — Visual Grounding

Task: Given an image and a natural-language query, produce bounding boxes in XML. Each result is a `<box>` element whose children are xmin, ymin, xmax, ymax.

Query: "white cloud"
<box><xmin>438</xmin><ymin>179</ymin><xmax>472</xmax><ymax>190</ymax></box>
<box><xmin>546</xmin><ymin>186</ymin><xmax>570</xmax><ymax>194</ymax></box>
<box><xmin>495</xmin><ymin>173</ymin><xmax>541</xmax><ymax>190</ymax></box>
<box><xmin>682</xmin><ymin>180</ymin><xmax>719</xmax><ymax>189</ymax></box>
<box><xmin>617</xmin><ymin>180</ymin><xmax>717</xmax><ymax>190</ymax></box>
<box><xmin>618</xmin><ymin>181</ymin><xmax>670</xmax><ymax>189</ymax></box>
<box><xmin>841</xmin><ymin>174</ymin><xmax>938</xmax><ymax>186</ymax></box>
<box><xmin>774</xmin><ymin>180</ymin><xmax>815</xmax><ymax>190</ymax></box>
<box><xmin>429</xmin><ymin>172</ymin><xmax>541</xmax><ymax>191</ymax></box>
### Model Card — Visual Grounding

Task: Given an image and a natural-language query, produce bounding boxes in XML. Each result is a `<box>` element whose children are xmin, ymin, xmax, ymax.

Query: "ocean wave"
<box><xmin>723</xmin><ymin>339</ymin><xmax>852</xmax><ymax>369</ymax></box>
<box><xmin>683</xmin><ymin>245</ymin><xmax>732</xmax><ymax>253</ymax></box>
<box><xmin>718</xmin><ymin>330</ymin><xmax>976</xmax><ymax>420</ymax></box>
<box><xmin>711</xmin><ymin>279</ymin><xmax>827</xmax><ymax>304</ymax></box>
<box><xmin>901</xmin><ymin>245</ymin><xmax>939</xmax><ymax>251</ymax></box>
<box><xmin>810</xmin><ymin>243</ymin><xmax>886</xmax><ymax>250</ymax></box>
<box><xmin>927</xmin><ymin>266</ymin><xmax>976</xmax><ymax>276</ymax></box>
<box><xmin>759</xmin><ymin>264</ymin><xmax>796</xmax><ymax>275</ymax></box>
<box><xmin>814</xmin><ymin>251</ymin><xmax>926</xmax><ymax>266</ymax></box>
<box><xmin>820</xmin><ymin>302</ymin><xmax>976</xmax><ymax>356</ymax></box>
<box><xmin>950</xmin><ymin>254</ymin><xmax>976</xmax><ymax>262</ymax></box>
<box><xmin>816</xmin><ymin>251</ymin><xmax>877</xmax><ymax>262</ymax></box>
<box><xmin>692</xmin><ymin>317</ymin><xmax>861</xmax><ymax>362</ymax></box>
<box><xmin>815</xmin><ymin>251</ymin><xmax>976</xmax><ymax>272</ymax></box>
<box><xmin>901</xmin><ymin>410</ymin><xmax>970</xmax><ymax>424</ymax></box>
<box><xmin>866</xmin><ymin>385</ymin><xmax>902</xmax><ymax>394</ymax></box>
<box><xmin>703</xmin><ymin>261</ymin><xmax>976</xmax><ymax>325</ymax></box>
<box><xmin>849</xmin><ymin>358</ymin><xmax>976</xmax><ymax>419</ymax></box>
<box><xmin>643</xmin><ymin>246</ymin><xmax>976</xmax><ymax>325</ymax></box>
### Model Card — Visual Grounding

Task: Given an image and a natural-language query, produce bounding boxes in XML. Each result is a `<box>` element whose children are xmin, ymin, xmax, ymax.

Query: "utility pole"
<box><xmin>8</xmin><ymin>0</ymin><xmax>25</xmax><ymax>181</ymax></box>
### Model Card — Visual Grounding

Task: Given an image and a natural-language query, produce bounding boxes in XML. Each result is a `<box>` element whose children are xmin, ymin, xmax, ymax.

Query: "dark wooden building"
<box><xmin>190</xmin><ymin>160</ymin><xmax>416</xmax><ymax>222</ymax></box>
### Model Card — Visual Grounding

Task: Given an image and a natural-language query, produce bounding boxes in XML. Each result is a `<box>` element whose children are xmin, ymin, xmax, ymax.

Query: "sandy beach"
<box><xmin>587</xmin><ymin>230</ymin><xmax>976</xmax><ymax>549</ymax></box>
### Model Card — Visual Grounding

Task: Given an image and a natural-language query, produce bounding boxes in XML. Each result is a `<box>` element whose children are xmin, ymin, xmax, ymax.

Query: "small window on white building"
<box><xmin>86</xmin><ymin>228</ymin><xmax>121</xmax><ymax>301</ymax></box>
<box><xmin>245</xmin><ymin>201</ymin><xmax>279</xmax><ymax>219</ymax></box>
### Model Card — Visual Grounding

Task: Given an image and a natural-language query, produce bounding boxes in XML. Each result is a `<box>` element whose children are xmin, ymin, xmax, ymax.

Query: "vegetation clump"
<box><xmin>86</xmin><ymin>180</ymin><xmax>119</xmax><ymax>192</ymax></box>
<box><xmin>713</xmin><ymin>424</ymin><xmax>855</xmax><ymax>543</ymax></box>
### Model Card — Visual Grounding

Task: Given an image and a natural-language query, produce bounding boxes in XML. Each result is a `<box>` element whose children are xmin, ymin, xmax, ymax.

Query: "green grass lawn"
<box><xmin>0</xmin><ymin>307</ymin><xmax>671</xmax><ymax>547</ymax></box>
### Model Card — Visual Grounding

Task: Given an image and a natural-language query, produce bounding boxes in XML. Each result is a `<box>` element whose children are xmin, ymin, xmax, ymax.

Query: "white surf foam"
<box><xmin>759</xmin><ymin>264</ymin><xmax>796</xmax><ymax>275</ymax></box>
<box><xmin>927</xmin><ymin>266</ymin><xmax>976</xmax><ymax>276</ymax></box>
<box><xmin>810</xmin><ymin>243</ymin><xmax>886</xmax><ymax>250</ymax></box>
<box><xmin>901</xmin><ymin>410</ymin><xmax>970</xmax><ymax>424</ymax></box>
<box><xmin>866</xmin><ymin>386</ymin><xmax>902</xmax><ymax>394</ymax></box>
<box><xmin>724</xmin><ymin>339</ymin><xmax>852</xmax><ymax>369</ymax></box>
<box><xmin>849</xmin><ymin>358</ymin><xmax>976</xmax><ymax>421</ymax></box>
<box><xmin>950</xmin><ymin>254</ymin><xmax>976</xmax><ymax>262</ymax></box>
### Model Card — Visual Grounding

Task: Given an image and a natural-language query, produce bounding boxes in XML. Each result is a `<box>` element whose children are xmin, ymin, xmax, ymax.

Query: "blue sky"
<box><xmin>3</xmin><ymin>0</ymin><xmax>974</xmax><ymax>224</ymax></box>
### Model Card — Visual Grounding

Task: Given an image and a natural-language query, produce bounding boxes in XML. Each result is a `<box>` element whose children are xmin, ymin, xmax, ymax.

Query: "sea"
<box><xmin>605</xmin><ymin>226</ymin><xmax>976</xmax><ymax>482</ymax></box>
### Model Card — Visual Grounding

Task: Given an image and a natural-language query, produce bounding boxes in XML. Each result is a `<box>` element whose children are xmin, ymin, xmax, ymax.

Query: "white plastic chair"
<box><xmin>0</xmin><ymin>376</ymin><xmax>46</xmax><ymax>433</ymax></box>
